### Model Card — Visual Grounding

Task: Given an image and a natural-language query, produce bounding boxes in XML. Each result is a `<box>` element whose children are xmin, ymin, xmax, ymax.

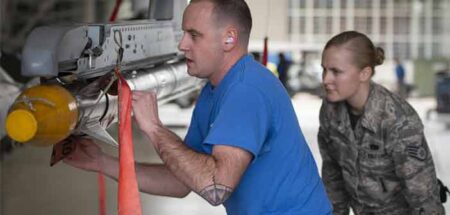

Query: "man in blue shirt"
<box><xmin>65</xmin><ymin>0</ymin><xmax>331</xmax><ymax>214</ymax></box>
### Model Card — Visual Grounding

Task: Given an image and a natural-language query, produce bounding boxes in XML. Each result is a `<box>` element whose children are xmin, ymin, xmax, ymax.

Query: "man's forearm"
<box><xmin>100</xmin><ymin>153</ymin><xmax>191</xmax><ymax>198</ymax></box>
<box><xmin>145</xmin><ymin>125</ymin><xmax>234</xmax><ymax>205</ymax></box>
<box><xmin>135</xmin><ymin>163</ymin><xmax>191</xmax><ymax>197</ymax></box>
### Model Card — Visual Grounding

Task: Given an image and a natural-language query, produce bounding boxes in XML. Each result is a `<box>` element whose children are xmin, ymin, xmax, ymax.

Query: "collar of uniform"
<box><xmin>359</xmin><ymin>82</ymin><xmax>382</xmax><ymax>134</ymax></box>
<box><xmin>327</xmin><ymin>101</ymin><xmax>352</xmax><ymax>135</ymax></box>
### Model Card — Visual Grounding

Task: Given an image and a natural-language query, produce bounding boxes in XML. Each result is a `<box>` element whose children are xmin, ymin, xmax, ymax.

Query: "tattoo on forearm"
<box><xmin>199</xmin><ymin>176</ymin><xmax>233</xmax><ymax>206</ymax></box>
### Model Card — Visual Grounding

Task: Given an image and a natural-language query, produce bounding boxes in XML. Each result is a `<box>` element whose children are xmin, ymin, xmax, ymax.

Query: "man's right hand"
<box><xmin>63</xmin><ymin>137</ymin><xmax>105</xmax><ymax>172</ymax></box>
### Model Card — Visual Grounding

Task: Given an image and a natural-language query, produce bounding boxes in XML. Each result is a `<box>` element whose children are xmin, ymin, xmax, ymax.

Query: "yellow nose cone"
<box><xmin>6</xmin><ymin>109</ymin><xmax>38</xmax><ymax>142</ymax></box>
<box><xmin>6</xmin><ymin>84</ymin><xmax>79</xmax><ymax>146</ymax></box>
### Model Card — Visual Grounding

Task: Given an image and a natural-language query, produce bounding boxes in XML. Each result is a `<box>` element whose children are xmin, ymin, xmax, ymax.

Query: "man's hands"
<box><xmin>61</xmin><ymin>91</ymin><xmax>252</xmax><ymax>204</ymax></box>
<box><xmin>63</xmin><ymin>91</ymin><xmax>164</xmax><ymax>176</ymax></box>
<box><xmin>63</xmin><ymin>138</ymin><xmax>105</xmax><ymax>172</ymax></box>
<box><xmin>132</xmin><ymin>91</ymin><xmax>162</xmax><ymax>135</ymax></box>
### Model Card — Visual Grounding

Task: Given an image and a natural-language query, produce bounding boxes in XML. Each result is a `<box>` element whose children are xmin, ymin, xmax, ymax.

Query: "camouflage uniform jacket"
<box><xmin>318</xmin><ymin>82</ymin><xmax>444</xmax><ymax>215</ymax></box>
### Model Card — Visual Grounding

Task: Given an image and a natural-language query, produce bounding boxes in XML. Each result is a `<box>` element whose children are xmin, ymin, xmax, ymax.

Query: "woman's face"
<box><xmin>321</xmin><ymin>46</ymin><xmax>365</xmax><ymax>103</ymax></box>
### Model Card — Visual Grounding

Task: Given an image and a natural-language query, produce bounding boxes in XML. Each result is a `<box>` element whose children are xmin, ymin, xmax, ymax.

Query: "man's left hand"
<box><xmin>132</xmin><ymin>91</ymin><xmax>162</xmax><ymax>134</ymax></box>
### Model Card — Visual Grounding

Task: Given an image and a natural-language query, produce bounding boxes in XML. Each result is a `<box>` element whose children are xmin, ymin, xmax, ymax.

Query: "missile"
<box><xmin>5</xmin><ymin>61</ymin><xmax>203</xmax><ymax>147</ymax></box>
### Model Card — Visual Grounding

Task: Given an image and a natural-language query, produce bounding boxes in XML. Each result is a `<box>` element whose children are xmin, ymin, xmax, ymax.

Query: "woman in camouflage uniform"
<box><xmin>318</xmin><ymin>31</ymin><xmax>444</xmax><ymax>215</ymax></box>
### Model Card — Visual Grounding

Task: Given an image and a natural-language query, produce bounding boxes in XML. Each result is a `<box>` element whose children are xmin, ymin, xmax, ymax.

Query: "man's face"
<box><xmin>178</xmin><ymin>2</ymin><xmax>224</xmax><ymax>79</ymax></box>
<box><xmin>321</xmin><ymin>46</ymin><xmax>364</xmax><ymax>103</ymax></box>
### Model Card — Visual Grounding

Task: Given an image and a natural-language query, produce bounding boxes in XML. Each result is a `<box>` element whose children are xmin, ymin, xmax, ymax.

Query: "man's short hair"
<box><xmin>190</xmin><ymin>0</ymin><xmax>252</xmax><ymax>45</ymax></box>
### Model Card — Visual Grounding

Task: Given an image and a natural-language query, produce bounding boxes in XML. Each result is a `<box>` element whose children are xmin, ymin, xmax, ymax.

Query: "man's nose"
<box><xmin>178</xmin><ymin>34</ymin><xmax>188</xmax><ymax>52</ymax></box>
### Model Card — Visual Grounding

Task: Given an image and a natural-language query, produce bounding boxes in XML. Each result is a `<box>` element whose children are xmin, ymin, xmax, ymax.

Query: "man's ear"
<box><xmin>360</xmin><ymin>66</ymin><xmax>373</xmax><ymax>82</ymax></box>
<box><xmin>223</xmin><ymin>27</ymin><xmax>238</xmax><ymax>51</ymax></box>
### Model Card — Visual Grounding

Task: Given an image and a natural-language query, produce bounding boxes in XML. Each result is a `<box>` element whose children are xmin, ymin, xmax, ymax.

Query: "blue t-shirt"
<box><xmin>185</xmin><ymin>55</ymin><xmax>331</xmax><ymax>215</ymax></box>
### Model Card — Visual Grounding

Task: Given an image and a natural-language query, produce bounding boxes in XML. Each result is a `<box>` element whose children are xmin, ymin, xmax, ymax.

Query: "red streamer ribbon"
<box><xmin>97</xmin><ymin>173</ymin><xmax>106</xmax><ymax>215</ymax></box>
<box><xmin>109</xmin><ymin>0</ymin><xmax>123</xmax><ymax>22</ymax></box>
<box><xmin>115</xmin><ymin>67</ymin><xmax>142</xmax><ymax>215</ymax></box>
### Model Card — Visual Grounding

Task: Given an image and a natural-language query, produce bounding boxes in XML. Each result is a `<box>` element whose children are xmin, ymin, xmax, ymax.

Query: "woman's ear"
<box><xmin>360</xmin><ymin>66</ymin><xmax>373</xmax><ymax>82</ymax></box>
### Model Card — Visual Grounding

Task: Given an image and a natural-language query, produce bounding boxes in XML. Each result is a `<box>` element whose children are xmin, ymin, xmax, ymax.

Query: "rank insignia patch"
<box><xmin>406</xmin><ymin>145</ymin><xmax>427</xmax><ymax>161</ymax></box>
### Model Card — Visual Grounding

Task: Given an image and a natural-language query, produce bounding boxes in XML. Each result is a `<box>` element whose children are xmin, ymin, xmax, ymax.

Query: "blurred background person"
<box><xmin>394</xmin><ymin>58</ymin><xmax>407</xmax><ymax>98</ymax></box>
<box><xmin>277</xmin><ymin>52</ymin><xmax>291</xmax><ymax>90</ymax></box>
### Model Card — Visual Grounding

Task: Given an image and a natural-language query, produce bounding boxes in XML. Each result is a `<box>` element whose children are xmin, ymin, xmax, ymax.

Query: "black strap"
<box><xmin>438</xmin><ymin>178</ymin><xmax>449</xmax><ymax>203</ymax></box>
